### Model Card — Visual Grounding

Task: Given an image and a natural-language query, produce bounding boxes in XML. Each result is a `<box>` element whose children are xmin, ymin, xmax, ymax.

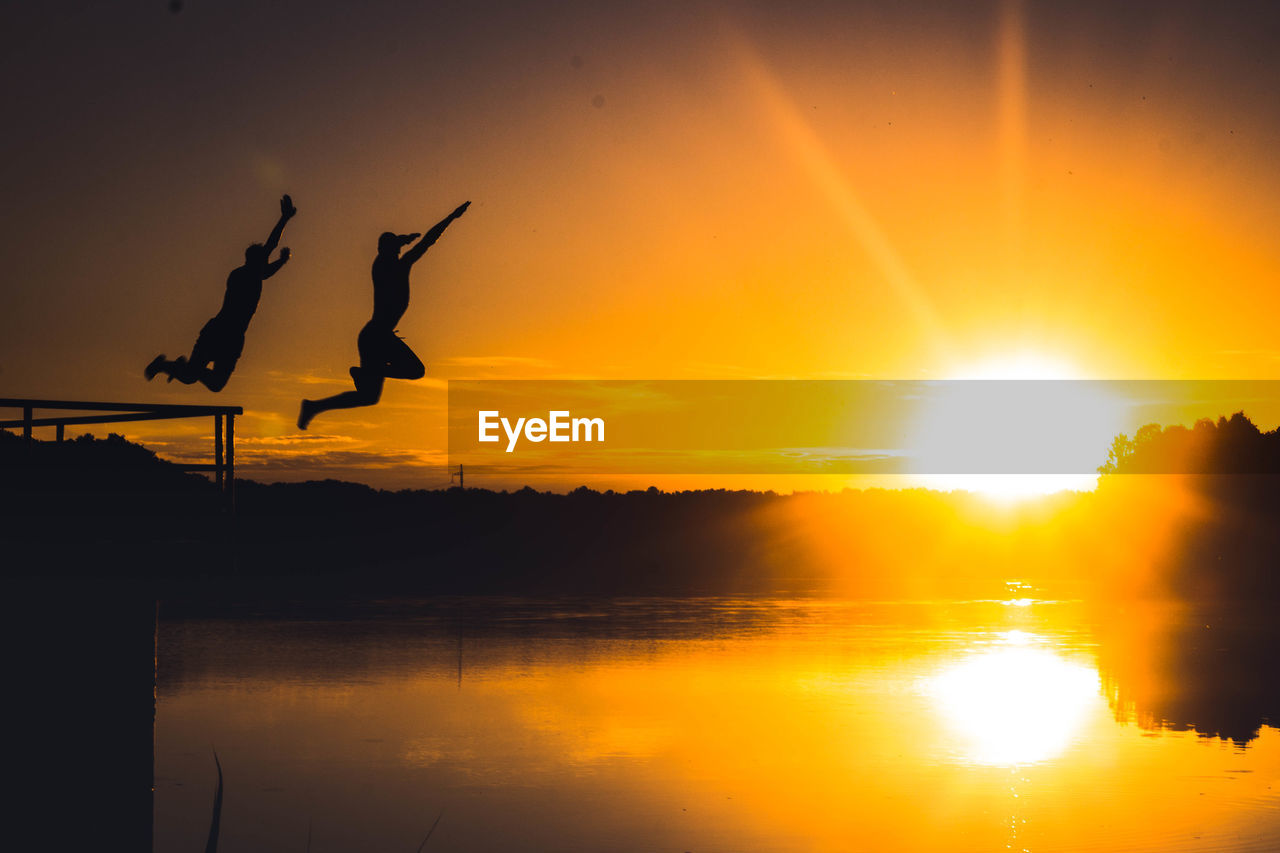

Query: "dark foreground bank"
<box><xmin>6</xmin><ymin>429</ymin><xmax>1280</xmax><ymax>599</ymax></box>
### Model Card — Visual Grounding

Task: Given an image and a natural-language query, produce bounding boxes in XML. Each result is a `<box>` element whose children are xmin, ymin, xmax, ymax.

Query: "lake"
<box><xmin>155</xmin><ymin>596</ymin><xmax>1280</xmax><ymax>851</ymax></box>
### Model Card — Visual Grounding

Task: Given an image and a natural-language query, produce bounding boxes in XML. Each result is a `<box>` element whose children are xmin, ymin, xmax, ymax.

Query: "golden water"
<box><xmin>155</xmin><ymin>598</ymin><xmax>1280</xmax><ymax>852</ymax></box>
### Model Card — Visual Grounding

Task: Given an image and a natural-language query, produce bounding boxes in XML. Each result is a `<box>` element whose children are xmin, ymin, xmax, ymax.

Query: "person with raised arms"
<box><xmin>145</xmin><ymin>194</ymin><xmax>297</xmax><ymax>391</ymax></box>
<box><xmin>297</xmin><ymin>200</ymin><xmax>469</xmax><ymax>430</ymax></box>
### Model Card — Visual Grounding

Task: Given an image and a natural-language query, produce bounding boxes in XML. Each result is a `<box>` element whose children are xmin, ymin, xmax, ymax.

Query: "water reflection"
<box><xmin>156</xmin><ymin>597</ymin><xmax>1280</xmax><ymax>852</ymax></box>
<box><xmin>927</xmin><ymin>633</ymin><xmax>1100</xmax><ymax>765</ymax></box>
<box><xmin>1096</xmin><ymin>602</ymin><xmax>1280</xmax><ymax>747</ymax></box>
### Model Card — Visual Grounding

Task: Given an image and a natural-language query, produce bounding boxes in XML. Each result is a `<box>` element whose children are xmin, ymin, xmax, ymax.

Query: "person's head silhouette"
<box><xmin>378</xmin><ymin>232</ymin><xmax>419</xmax><ymax>257</ymax></box>
<box><xmin>244</xmin><ymin>243</ymin><xmax>269</xmax><ymax>268</ymax></box>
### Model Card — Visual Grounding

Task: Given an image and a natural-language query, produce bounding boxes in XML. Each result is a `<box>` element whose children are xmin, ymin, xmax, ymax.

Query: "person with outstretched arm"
<box><xmin>297</xmin><ymin>200</ymin><xmax>470</xmax><ymax>430</ymax></box>
<box><xmin>145</xmin><ymin>194</ymin><xmax>297</xmax><ymax>391</ymax></box>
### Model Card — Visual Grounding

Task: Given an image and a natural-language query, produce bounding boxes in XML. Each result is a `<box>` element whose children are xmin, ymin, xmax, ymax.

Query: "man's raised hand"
<box><xmin>281</xmin><ymin>194</ymin><xmax>297</xmax><ymax>219</ymax></box>
<box><xmin>452</xmin><ymin>201</ymin><xmax>471</xmax><ymax>219</ymax></box>
<box><xmin>280</xmin><ymin>247</ymin><xmax>291</xmax><ymax>262</ymax></box>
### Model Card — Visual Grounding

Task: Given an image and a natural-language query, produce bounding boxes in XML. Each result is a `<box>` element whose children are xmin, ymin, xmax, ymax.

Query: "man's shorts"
<box><xmin>193</xmin><ymin>315</ymin><xmax>246</xmax><ymax>367</ymax></box>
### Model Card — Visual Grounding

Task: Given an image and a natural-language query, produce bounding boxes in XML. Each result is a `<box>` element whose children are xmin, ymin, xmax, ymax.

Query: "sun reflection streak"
<box><xmin>926</xmin><ymin>634</ymin><xmax>1101</xmax><ymax>766</ymax></box>
<box><xmin>725</xmin><ymin>29</ymin><xmax>951</xmax><ymax>358</ymax></box>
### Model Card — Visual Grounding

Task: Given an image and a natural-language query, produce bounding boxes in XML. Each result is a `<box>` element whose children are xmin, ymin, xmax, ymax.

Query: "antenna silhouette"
<box><xmin>450</xmin><ymin>463</ymin><xmax>464</xmax><ymax>490</ymax></box>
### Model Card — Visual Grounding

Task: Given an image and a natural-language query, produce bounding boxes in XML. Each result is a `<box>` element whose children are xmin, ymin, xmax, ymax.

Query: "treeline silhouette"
<box><xmin>6</xmin><ymin>425</ymin><xmax>1280</xmax><ymax>598</ymax></box>
<box><xmin>1100</xmin><ymin>411</ymin><xmax>1280</xmax><ymax>474</ymax></box>
<box><xmin>1095</xmin><ymin>412</ymin><xmax>1280</xmax><ymax>598</ymax></box>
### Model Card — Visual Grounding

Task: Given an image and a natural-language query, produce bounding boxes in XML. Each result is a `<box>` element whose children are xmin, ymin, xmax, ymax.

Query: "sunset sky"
<box><xmin>5</xmin><ymin>1</ymin><xmax>1280</xmax><ymax>488</ymax></box>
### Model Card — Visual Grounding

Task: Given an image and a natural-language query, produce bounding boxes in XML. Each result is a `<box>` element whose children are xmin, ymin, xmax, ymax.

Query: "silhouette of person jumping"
<box><xmin>145</xmin><ymin>195</ymin><xmax>297</xmax><ymax>391</ymax></box>
<box><xmin>297</xmin><ymin>201</ymin><xmax>470</xmax><ymax>430</ymax></box>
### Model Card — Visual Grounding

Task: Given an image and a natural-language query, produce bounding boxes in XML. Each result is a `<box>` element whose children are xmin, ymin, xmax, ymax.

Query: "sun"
<box><xmin>908</xmin><ymin>352</ymin><xmax>1126</xmax><ymax>500</ymax></box>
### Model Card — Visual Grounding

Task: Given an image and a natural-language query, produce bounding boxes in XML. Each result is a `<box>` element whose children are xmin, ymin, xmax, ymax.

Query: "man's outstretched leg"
<box><xmin>298</xmin><ymin>371</ymin><xmax>385</xmax><ymax>430</ymax></box>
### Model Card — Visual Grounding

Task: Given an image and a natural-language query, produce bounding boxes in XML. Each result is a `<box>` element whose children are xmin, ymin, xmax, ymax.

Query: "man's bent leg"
<box><xmin>153</xmin><ymin>355</ymin><xmax>204</xmax><ymax>385</ymax></box>
<box><xmin>144</xmin><ymin>355</ymin><xmax>167</xmax><ymax>381</ymax></box>
<box><xmin>381</xmin><ymin>335</ymin><xmax>426</xmax><ymax>380</ymax></box>
<box><xmin>201</xmin><ymin>360</ymin><xmax>234</xmax><ymax>393</ymax></box>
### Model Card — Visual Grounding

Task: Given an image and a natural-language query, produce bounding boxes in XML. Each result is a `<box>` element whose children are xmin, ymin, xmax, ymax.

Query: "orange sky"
<box><xmin>4</xmin><ymin>1</ymin><xmax>1280</xmax><ymax>488</ymax></box>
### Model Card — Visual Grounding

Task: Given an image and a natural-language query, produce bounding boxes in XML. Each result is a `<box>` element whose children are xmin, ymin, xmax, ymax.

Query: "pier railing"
<box><xmin>0</xmin><ymin>398</ymin><xmax>242</xmax><ymax>510</ymax></box>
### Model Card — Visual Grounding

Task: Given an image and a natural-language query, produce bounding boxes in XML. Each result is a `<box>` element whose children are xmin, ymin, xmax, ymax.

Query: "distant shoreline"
<box><xmin>6</xmin><ymin>429</ymin><xmax>1280</xmax><ymax>600</ymax></box>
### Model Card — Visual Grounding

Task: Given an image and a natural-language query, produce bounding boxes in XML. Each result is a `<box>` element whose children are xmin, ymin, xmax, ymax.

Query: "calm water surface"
<box><xmin>156</xmin><ymin>597</ymin><xmax>1280</xmax><ymax>852</ymax></box>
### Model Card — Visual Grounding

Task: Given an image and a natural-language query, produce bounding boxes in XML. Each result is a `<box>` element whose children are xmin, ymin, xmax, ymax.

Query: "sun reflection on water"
<box><xmin>927</xmin><ymin>632</ymin><xmax>1101</xmax><ymax>766</ymax></box>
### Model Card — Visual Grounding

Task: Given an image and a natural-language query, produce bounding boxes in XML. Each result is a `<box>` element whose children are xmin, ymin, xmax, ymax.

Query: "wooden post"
<box><xmin>214</xmin><ymin>414</ymin><xmax>224</xmax><ymax>491</ymax></box>
<box><xmin>56</xmin><ymin>423</ymin><xmax>64</xmax><ymax>442</ymax></box>
<box><xmin>226</xmin><ymin>413</ymin><xmax>235</xmax><ymax>513</ymax></box>
<box><xmin>23</xmin><ymin>406</ymin><xmax>32</xmax><ymax>440</ymax></box>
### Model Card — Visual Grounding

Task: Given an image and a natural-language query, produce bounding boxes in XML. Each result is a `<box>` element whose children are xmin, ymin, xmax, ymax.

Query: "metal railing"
<box><xmin>0</xmin><ymin>398</ymin><xmax>243</xmax><ymax>510</ymax></box>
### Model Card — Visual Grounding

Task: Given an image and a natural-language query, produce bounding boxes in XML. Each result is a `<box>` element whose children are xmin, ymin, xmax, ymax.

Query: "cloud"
<box><xmin>231</xmin><ymin>446</ymin><xmax>454</xmax><ymax>488</ymax></box>
<box><xmin>235</xmin><ymin>447</ymin><xmax>446</xmax><ymax>470</ymax></box>
<box><xmin>233</xmin><ymin>433</ymin><xmax>362</xmax><ymax>447</ymax></box>
<box><xmin>264</xmin><ymin>370</ymin><xmax>353</xmax><ymax>387</ymax></box>
<box><xmin>436</xmin><ymin>355</ymin><xmax>554</xmax><ymax>368</ymax></box>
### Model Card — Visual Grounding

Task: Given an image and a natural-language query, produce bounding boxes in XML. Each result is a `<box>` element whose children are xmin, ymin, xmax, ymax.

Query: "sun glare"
<box><xmin>909</xmin><ymin>353</ymin><xmax>1125</xmax><ymax>500</ymax></box>
<box><xmin>927</xmin><ymin>635</ymin><xmax>1102</xmax><ymax>766</ymax></box>
<box><xmin>950</xmin><ymin>353</ymin><xmax>1080</xmax><ymax>381</ymax></box>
